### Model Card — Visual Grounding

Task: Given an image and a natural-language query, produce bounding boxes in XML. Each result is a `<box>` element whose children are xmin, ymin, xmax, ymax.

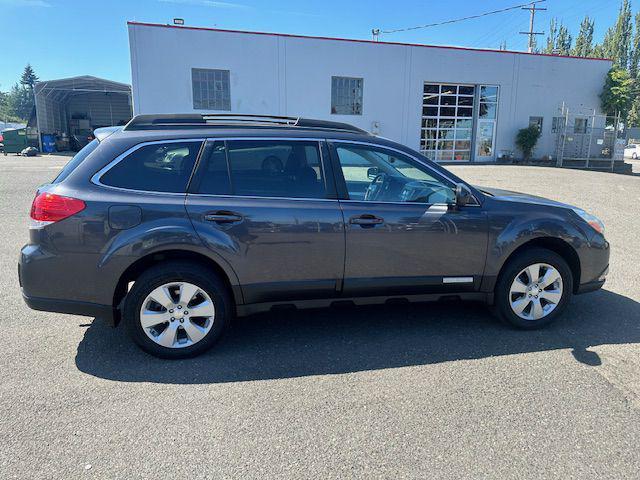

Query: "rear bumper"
<box><xmin>22</xmin><ymin>291</ymin><xmax>115</xmax><ymax>323</ymax></box>
<box><xmin>19</xmin><ymin>244</ymin><xmax>116</xmax><ymax>324</ymax></box>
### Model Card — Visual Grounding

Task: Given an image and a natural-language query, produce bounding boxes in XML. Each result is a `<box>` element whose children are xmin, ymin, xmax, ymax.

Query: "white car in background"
<box><xmin>624</xmin><ymin>143</ymin><xmax>640</xmax><ymax>159</ymax></box>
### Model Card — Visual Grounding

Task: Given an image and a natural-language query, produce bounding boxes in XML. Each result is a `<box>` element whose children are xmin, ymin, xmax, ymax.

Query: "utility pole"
<box><xmin>519</xmin><ymin>1</ymin><xmax>546</xmax><ymax>53</ymax></box>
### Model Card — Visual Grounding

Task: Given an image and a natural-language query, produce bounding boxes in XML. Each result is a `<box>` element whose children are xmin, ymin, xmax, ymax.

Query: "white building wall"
<box><xmin>128</xmin><ymin>22</ymin><xmax>612</xmax><ymax>161</ymax></box>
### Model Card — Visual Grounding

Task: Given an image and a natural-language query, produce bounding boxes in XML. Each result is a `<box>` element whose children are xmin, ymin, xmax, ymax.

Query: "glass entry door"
<box><xmin>474</xmin><ymin>86</ymin><xmax>499</xmax><ymax>161</ymax></box>
<box><xmin>475</xmin><ymin>120</ymin><xmax>496</xmax><ymax>160</ymax></box>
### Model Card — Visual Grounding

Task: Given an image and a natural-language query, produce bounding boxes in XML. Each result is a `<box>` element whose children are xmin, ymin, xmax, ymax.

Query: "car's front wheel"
<box><xmin>123</xmin><ymin>261</ymin><xmax>231</xmax><ymax>359</ymax></box>
<box><xmin>494</xmin><ymin>248</ymin><xmax>573</xmax><ymax>329</ymax></box>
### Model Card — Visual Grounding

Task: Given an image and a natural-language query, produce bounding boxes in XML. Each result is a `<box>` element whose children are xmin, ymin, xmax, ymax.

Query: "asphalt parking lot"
<box><xmin>1</xmin><ymin>154</ymin><xmax>639</xmax><ymax>479</ymax></box>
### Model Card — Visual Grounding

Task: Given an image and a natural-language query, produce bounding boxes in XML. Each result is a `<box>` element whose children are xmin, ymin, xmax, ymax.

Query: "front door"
<box><xmin>474</xmin><ymin>85</ymin><xmax>499</xmax><ymax>161</ymax></box>
<box><xmin>330</xmin><ymin>141</ymin><xmax>488</xmax><ymax>296</ymax></box>
<box><xmin>186</xmin><ymin>139</ymin><xmax>345</xmax><ymax>304</ymax></box>
<box><xmin>475</xmin><ymin>120</ymin><xmax>496</xmax><ymax>161</ymax></box>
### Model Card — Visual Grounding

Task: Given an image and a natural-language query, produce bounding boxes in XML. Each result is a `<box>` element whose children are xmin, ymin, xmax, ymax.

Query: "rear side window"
<box><xmin>100</xmin><ymin>141</ymin><xmax>202</xmax><ymax>193</ymax></box>
<box><xmin>53</xmin><ymin>139</ymin><xmax>99</xmax><ymax>183</ymax></box>
<box><xmin>225</xmin><ymin>140</ymin><xmax>326</xmax><ymax>198</ymax></box>
<box><xmin>191</xmin><ymin>142</ymin><xmax>232</xmax><ymax>195</ymax></box>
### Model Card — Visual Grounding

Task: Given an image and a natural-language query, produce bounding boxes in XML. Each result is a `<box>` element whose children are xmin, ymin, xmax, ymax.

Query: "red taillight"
<box><xmin>30</xmin><ymin>192</ymin><xmax>85</xmax><ymax>223</ymax></box>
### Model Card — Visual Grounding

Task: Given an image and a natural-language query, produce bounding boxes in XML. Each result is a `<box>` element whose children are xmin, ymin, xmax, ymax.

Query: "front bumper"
<box><xmin>576</xmin><ymin>265</ymin><xmax>608</xmax><ymax>294</ymax></box>
<box><xmin>576</xmin><ymin>279</ymin><xmax>606</xmax><ymax>294</ymax></box>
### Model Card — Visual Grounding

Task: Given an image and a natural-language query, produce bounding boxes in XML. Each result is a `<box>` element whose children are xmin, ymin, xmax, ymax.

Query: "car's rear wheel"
<box><xmin>123</xmin><ymin>261</ymin><xmax>231</xmax><ymax>359</ymax></box>
<box><xmin>494</xmin><ymin>248</ymin><xmax>573</xmax><ymax>329</ymax></box>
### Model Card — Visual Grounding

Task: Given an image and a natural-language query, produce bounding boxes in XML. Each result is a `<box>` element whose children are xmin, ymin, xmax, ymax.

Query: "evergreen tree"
<box><xmin>608</xmin><ymin>0</ymin><xmax>633</xmax><ymax>68</ymax></box>
<box><xmin>544</xmin><ymin>18</ymin><xmax>558</xmax><ymax>54</ymax></box>
<box><xmin>592</xmin><ymin>43</ymin><xmax>606</xmax><ymax>58</ymax></box>
<box><xmin>627</xmin><ymin>14</ymin><xmax>640</xmax><ymax>127</ymax></box>
<box><xmin>572</xmin><ymin>16</ymin><xmax>595</xmax><ymax>57</ymax></box>
<box><xmin>6</xmin><ymin>64</ymin><xmax>40</xmax><ymax>122</ymax></box>
<box><xmin>630</xmin><ymin>13</ymin><xmax>640</xmax><ymax>79</ymax></box>
<box><xmin>20</xmin><ymin>64</ymin><xmax>38</xmax><ymax>89</ymax></box>
<box><xmin>544</xmin><ymin>18</ymin><xmax>572</xmax><ymax>55</ymax></box>
<box><xmin>556</xmin><ymin>24</ymin><xmax>573</xmax><ymax>55</ymax></box>
<box><xmin>7</xmin><ymin>84</ymin><xmax>33</xmax><ymax>121</ymax></box>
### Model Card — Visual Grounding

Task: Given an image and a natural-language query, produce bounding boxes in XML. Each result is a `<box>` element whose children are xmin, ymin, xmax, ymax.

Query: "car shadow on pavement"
<box><xmin>75</xmin><ymin>289</ymin><xmax>640</xmax><ymax>384</ymax></box>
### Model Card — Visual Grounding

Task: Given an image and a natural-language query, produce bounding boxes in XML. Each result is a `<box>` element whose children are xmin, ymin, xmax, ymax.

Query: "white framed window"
<box><xmin>192</xmin><ymin>68</ymin><xmax>231</xmax><ymax>111</ymax></box>
<box><xmin>331</xmin><ymin>76</ymin><xmax>363</xmax><ymax>115</ymax></box>
<box><xmin>529</xmin><ymin>116</ymin><xmax>543</xmax><ymax>131</ymax></box>
<box><xmin>574</xmin><ymin>118</ymin><xmax>588</xmax><ymax>134</ymax></box>
<box><xmin>420</xmin><ymin>83</ymin><xmax>477</xmax><ymax>162</ymax></box>
<box><xmin>552</xmin><ymin>116</ymin><xmax>565</xmax><ymax>133</ymax></box>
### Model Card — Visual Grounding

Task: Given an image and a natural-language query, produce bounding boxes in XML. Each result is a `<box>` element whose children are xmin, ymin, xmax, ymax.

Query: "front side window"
<box><xmin>100</xmin><ymin>141</ymin><xmax>202</xmax><ymax>192</ymax></box>
<box><xmin>335</xmin><ymin>144</ymin><xmax>455</xmax><ymax>204</ymax></box>
<box><xmin>225</xmin><ymin>140</ymin><xmax>327</xmax><ymax>199</ymax></box>
<box><xmin>192</xmin><ymin>68</ymin><xmax>231</xmax><ymax>111</ymax></box>
<box><xmin>331</xmin><ymin>76</ymin><xmax>363</xmax><ymax>115</ymax></box>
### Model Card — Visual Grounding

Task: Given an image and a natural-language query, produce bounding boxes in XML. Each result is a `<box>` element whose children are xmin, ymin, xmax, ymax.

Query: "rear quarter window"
<box><xmin>99</xmin><ymin>141</ymin><xmax>202</xmax><ymax>193</ymax></box>
<box><xmin>53</xmin><ymin>139</ymin><xmax>99</xmax><ymax>184</ymax></box>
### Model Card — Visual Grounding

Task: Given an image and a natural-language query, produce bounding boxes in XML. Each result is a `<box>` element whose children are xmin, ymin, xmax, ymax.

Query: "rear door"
<box><xmin>330</xmin><ymin>141</ymin><xmax>488</xmax><ymax>296</ymax></box>
<box><xmin>185</xmin><ymin>138</ymin><xmax>345</xmax><ymax>304</ymax></box>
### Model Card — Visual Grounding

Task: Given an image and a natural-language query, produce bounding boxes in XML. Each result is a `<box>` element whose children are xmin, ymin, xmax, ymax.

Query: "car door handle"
<box><xmin>349</xmin><ymin>214</ymin><xmax>384</xmax><ymax>227</ymax></box>
<box><xmin>204</xmin><ymin>212</ymin><xmax>243</xmax><ymax>224</ymax></box>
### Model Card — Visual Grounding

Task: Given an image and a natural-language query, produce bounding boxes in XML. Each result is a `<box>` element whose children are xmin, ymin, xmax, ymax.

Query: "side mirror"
<box><xmin>367</xmin><ymin>167</ymin><xmax>379</xmax><ymax>180</ymax></box>
<box><xmin>455</xmin><ymin>183</ymin><xmax>474</xmax><ymax>208</ymax></box>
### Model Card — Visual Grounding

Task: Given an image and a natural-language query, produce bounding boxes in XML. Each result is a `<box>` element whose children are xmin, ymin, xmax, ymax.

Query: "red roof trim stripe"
<box><xmin>127</xmin><ymin>21</ymin><xmax>613</xmax><ymax>63</ymax></box>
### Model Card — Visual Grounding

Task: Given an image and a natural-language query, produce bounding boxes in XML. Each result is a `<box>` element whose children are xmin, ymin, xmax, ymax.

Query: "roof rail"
<box><xmin>123</xmin><ymin>113</ymin><xmax>367</xmax><ymax>134</ymax></box>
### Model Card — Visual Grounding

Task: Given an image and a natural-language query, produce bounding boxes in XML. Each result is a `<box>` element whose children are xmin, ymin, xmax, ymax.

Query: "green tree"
<box><xmin>600</xmin><ymin>68</ymin><xmax>634</xmax><ymax>119</ymax></box>
<box><xmin>603</xmin><ymin>0</ymin><xmax>633</xmax><ymax>68</ymax></box>
<box><xmin>556</xmin><ymin>24</ymin><xmax>573</xmax><ymax>55</ymax></box>
<box><xmin>627</xmin><ymin>99</ymin><xmax>640</xmax><ymax>127</ymax></box>
<box><xmin>20</xmin><ymin>64</ymin><xmax>38</xmax><ymax>89</ymax></box>
<box><xmin>630</xmin><ymin>13</ymin><xmax>640</xmax><ymax>79</ymax></box>
<box><xmin>5</xmin><ymin>64</ymin><xmax>39</xmax><ymax>122</ymax></box>
<box><xmin>592</xmin><ymin>42</ymin><xmax>606</xmax><ymax>58</ymax></box>
<box><xmin>544</xmin><ymin>18</ymin><xmax>558</xmax><ymax>54</ymax></box>
<box><xmin>572</xmin><ymin>16</ymin><xmax>595</xmax><ymax>57</ymax></box>
<box><xmin>544</xmin><ymin>18</ymin><xmax>572</xmax><ymax>55</ymax></box>
<box><xmin>7</xmin><ymin>84</ymin><xmax>32</xmax><ymax>121</ymax></box>
<box><xmin>516</xmin><ymin>125</ymin><xmax>542</xmax><ymax>161</ymax></box>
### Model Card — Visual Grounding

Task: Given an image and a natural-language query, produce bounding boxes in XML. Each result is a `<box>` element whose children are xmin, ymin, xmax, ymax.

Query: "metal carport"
<box><xmin>34</xmin><ymin>75</ymin><xmax>132</xmax><ymax>151</ymax></box>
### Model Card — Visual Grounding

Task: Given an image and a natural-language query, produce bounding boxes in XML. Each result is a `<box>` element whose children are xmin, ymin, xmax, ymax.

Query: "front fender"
<box><xmin>481</xmin><ymin>209</ymin><xmax>589</xmax><ymax>291</ymax></box>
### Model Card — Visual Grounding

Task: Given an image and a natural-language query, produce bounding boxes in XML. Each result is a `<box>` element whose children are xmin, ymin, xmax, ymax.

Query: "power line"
<box><xmin>378</xmin><ymin>0</ymin><xmax>547</xmax><ymax>35</ymax></box>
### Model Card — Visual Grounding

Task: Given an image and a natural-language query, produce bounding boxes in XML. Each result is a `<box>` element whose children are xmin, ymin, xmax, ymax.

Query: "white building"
<box><xmin>128</xmin><ymin>21</ymin><xmax>612</xmax><ymax>163</ymax></box>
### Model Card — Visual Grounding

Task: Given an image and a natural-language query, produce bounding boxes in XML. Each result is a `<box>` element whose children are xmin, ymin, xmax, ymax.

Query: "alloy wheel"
<box><xmin>139</xmin><ymin>281</ymin><xmax>215</xmax><ymax>348</ymax></box>
<box><xmin>509</xmin><ymin>263</ymin><xmax>563</xmax><ymax>321</ymax></box>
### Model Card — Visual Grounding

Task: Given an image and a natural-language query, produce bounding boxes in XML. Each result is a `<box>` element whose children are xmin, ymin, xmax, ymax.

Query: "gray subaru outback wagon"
<box><xmin>19</xmin><ymin>114</ymin><xmax>609</xmax><ymax>358</ymax></box>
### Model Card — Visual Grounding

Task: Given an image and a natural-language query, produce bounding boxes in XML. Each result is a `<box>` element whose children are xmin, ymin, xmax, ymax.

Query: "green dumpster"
<box><xmin>1</xmin><ymin>128</ymin><xmax>28</xmax><ymax>153</ymax></box>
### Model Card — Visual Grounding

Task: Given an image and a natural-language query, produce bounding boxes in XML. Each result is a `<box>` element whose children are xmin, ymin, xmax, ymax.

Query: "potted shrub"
<box><xmin>515</xmin><ymin>125</ymin><xmax>541</xmax><ymax>163</ymax></box>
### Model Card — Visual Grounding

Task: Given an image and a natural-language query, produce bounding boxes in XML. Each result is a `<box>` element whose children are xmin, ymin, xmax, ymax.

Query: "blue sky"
<box><xmin>0</xmin><ymin>0</ymin><xmax>629</xmax><ymax>90</ymax></box>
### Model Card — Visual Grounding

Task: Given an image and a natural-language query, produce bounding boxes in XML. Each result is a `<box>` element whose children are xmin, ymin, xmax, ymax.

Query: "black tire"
<box><xmin>123</xmin><ymin>261</ymin><xmax>231</xmax><ymax>359</ymax></box>
<box><xmin>494</xmin><ymin>248</ymin><xmax>573</xmax><ymax>329</ymax></box>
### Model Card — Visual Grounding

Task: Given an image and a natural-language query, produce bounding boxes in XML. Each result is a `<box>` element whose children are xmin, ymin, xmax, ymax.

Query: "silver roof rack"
<box><xmin>123</xmin><ymin>113</ymin><xmax>367</xmax><ymax>134</ymax></box>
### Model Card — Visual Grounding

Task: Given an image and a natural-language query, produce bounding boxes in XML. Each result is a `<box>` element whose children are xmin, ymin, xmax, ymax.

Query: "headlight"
<box><xmin>572</xmin><ymin>208</ymin><xmax>605</xmax><ymax>235</ymax></box>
